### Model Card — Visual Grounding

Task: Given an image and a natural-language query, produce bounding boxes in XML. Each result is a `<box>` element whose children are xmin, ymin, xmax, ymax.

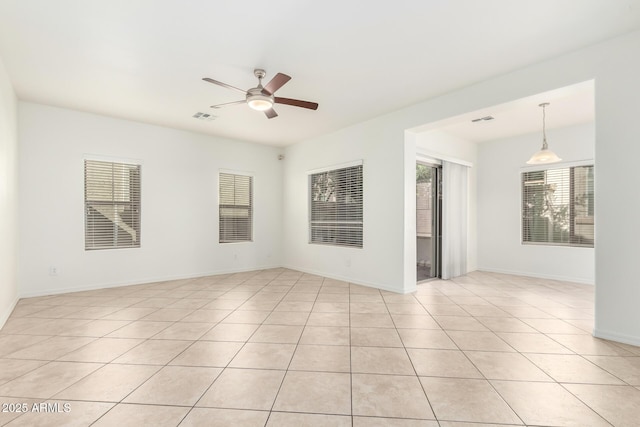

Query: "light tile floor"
<box><xmin>1</xmin><ymin>269</ymin><xmax>639</xmax><ymax>426</ymax></box>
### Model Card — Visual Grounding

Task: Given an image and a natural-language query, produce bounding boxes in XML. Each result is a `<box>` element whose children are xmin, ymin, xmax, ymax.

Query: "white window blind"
<box><xmin>309</xmin><ymin>164</ymin><xmax>363</xmax><ymax>248</ymax></box>
<box><xmin>522</xmin><ymin>165</ymin><xmax>594</xmax><ymax>247</ymax></box>
<box><xmin>219</xmin><ymin>173</ymin><xmax>253</xmax><ymax>243</ymax></box>
<box><xmin>85</xmin><ymin>160</ymin><xmax>141</xmax><ymax>250</ymax></box>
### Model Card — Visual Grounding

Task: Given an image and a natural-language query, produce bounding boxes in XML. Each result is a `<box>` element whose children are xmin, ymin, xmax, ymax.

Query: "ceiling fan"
<box><xmin>203</xmin><ymin>69</ymin><xmax>319</xmax><ymax>119</ymax></box>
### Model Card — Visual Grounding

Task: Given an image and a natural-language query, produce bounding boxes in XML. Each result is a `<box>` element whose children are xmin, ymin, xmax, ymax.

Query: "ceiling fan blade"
<box><xmin>262</xmin><ymin>73</ymin><xmax>291</xmax><ymax>95</ymax></box>
<box><xmin>275</xmin><ymin>97</ymin><xmax>319</xmax><ymax>110</ymax></box>
<box><xmin>203</xmin><ymin>77</ymin><xmax>247</xmax><ymax>95</ymax></box>
<box><xmin>264</xmin><ymin>108</ymin><xmax>278</xmax><ymax>119</ymax></box>
<box><xmin>210</xmin><ymin>100</ymin><xmax>246</xmax><ymax>109</ymax></box>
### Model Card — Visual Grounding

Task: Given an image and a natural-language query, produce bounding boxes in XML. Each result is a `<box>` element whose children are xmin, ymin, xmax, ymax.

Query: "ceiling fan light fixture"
<box><xmin>247</xmin><ymin>96</ymin><xmax>273</xmax><ymax>111</ymax></box>
<box><xmin>246</xmin><ymin>88</ymin><xmax>274</xmax><ymax>111</ymax></box>
<box><xmin>526</xmin><ymin>102</ymin><xmax>562</xmax><ymax>165</ymax></box>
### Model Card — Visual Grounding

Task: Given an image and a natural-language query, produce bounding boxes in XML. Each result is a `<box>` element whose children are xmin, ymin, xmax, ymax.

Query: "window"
<box><xmin>309</xmin><ymin>163</ymin><xmax>363</xmax><ymax>248</ymax></box>
<box><xmin>522</xmin><ymin>165</ymin><xmax>594</xmax><ymax>247</ymax></box>
<box><xmin>219</xmin><ymin>172</ymin><xmax>253</xmax><ymax>243</ymax></box>
<box><xmin>85</xmin><ymin>160</ymin><xmax>141</xmax><ymax>250</ymax></box>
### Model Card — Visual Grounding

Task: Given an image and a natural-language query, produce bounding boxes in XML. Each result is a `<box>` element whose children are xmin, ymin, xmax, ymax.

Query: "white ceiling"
<box><xmin>0</xmin><ymin>1</ymin><xmax>638</xmax><ymax>147</ymax></box>
<box><xmin>415</xmin><ymin>80</ymin><xmax>595</xmax><ymax>143</ymax></box>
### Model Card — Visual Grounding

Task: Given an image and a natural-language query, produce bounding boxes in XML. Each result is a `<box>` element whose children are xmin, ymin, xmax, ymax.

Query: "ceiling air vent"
<box><xmin>471</xmin><ymin>115</ymin><xmax>494</xmax><ymax>123</ymax></box>
<box><xmin>193</xmin><ymin>112</ymin><xmax>216</xmax><ymax>121</ymax></box>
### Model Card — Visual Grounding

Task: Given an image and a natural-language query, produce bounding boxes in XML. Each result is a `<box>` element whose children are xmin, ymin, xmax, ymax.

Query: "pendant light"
<box><xmin>526</xmin><ymin>102</ymin><xmax>562</xmax><ymax>165</ymax></box>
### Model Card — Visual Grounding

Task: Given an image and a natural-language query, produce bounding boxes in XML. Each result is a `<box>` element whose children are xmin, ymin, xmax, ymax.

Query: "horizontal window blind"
<box><xmin>570</xmin><ymin>165</ymin><xmax>595</xmax><ymax>245</ymax></box>
<box><xmin>85</xmin><ymin>160</ymin><xmax>141</xmax><ymax>250</ymax></box>
<box><xmin>219</xmin><ymin>173</ymin><xmax>253</xmax><ymax>243</ymax></box>
<box><xmin>522</xmin><ymin>165</ymin><xmax>593</xmax><ymax>247</ymax></box>
<box><xmin>309</xmin><ymin>164</ymin><xmax>363</xmax><ymax>248</ymax></box>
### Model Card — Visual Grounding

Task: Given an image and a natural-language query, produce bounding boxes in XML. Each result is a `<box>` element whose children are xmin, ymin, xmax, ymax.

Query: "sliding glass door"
<box><xmin>416</xmin><ymin>162</ymin><xmax>442</xmax><ymax>281</ymax></box>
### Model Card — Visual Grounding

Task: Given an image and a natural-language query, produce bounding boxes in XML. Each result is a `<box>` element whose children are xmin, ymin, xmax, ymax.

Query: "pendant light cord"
<box><xmin>540</xmin><ymin>102</ymin><xmax>549</xmax><ymax>150</ymax></box>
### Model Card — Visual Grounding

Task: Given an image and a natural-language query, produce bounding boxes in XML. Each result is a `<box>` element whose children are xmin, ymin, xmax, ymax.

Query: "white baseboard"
<box><xmin>20</xmin><ymin>263</ymin><xmax>419</xmax><ymax>300</ymax></box>
<box><xmin>18</xmin><ymin>264</ymin><xmax>283</xmax><ymax>299</ymax></box>
<box><xmin>0</xmin><ymin>297</ymin><xmax>19</xmax><ymax>330</ymax></box>
<box><xmin>16</xmin><ymin>264</ymin><xmax>598</xmax><ymax>300</ymax></box>
<box><xmin>281</xmin><ymin>264</ymin><xmax>413</xmax><ymax>294</ymax></box>
<box><xmin>593</xmin><ymin>328</ymin><xmax>640</xmax><ymax>347</ymax></box>
<box><xmin>477</xmin><ymin>267</ymin><xmax>594</xmax><ymax>285</ymax></box>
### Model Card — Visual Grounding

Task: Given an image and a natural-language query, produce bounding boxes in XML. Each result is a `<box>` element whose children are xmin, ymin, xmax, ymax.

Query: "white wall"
<box><xmin>477</xmin><ymin>123</ymin><xmax>595</xmax><ymax>283</ymax></box>
<box><xmin>282</xmin><ymin>120</ymin><xmax>408</xmax><ymax>292</ymax></box>
<box><xmin>0</xmin><ymin>56</ymin><xmax>18</xmax><ymax>327</ymax></box>
<box><xmin>18</xmin><ymin>102</ymin><xmax>283</xmax><ymax>297</ymax></box>
<box><xmin>282</xmin><ymin>29</ymin><xmax>640</xmax><ymax>344</ymax></box>
<box><xmin>593</xmin><ymin>33</ymin><xmax>640</xmax><ymax>345</ymax></box>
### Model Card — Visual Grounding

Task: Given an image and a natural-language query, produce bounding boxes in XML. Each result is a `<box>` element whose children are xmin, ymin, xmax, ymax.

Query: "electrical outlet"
<box><xmin>49</xmin><ymin>266</ymin><xmax>58</xmax><ymax>276</ymax></box>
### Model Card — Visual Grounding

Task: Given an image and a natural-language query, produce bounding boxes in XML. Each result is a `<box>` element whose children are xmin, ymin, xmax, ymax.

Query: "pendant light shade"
<box><xmin>526</xmin><ymin>148</ymin><xmax>563</xmax><ymax>164</ymax></box>
<box><xmin>527</xmin><ymin>102</ymin><xmax>562</xmax><ymax>165</ymax></box>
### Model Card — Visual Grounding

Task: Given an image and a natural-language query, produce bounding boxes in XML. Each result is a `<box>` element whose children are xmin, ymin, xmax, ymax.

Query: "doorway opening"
<box><xmin>416</xmin><ymin>161</ymin><xmax>442</xmax><ymax>282</ymax></box>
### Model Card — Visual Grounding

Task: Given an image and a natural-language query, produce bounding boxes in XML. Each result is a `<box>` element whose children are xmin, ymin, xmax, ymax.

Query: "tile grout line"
<box><xmin>385</xmin><ymin>289</ymin><xmax>439</xmax><ymax>424</ymax></box>
<box><xmin>1</xmin><ymin>269</ymin><xmax>638</xmax><ymax>426</ymax></box>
